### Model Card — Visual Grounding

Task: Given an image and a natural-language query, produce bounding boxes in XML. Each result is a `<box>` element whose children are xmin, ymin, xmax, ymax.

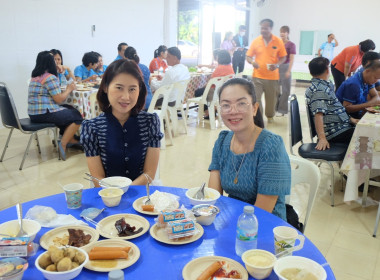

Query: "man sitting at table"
<box><xmin>335</xmin><ymin>58</ymin><xmax>380</xmax><ymax>119</ymax></box>
<box><xmin>150</xmin><ymin>47</ymin><xmax>190</xmax><ymax>107</ymax></box>
<box><xmin>74</xmin><ymin>52</ymin><xmax>99</xmax><ymax>82</ymax></box>
<box><xmin>305</xmin><ymin>57</ymin><xmax>358</xmax><ymax>151</ymax></box>
<box><xmin>114</xmin><ymin>42</ymin><xmax>128</xmax><ymax>61</ymax></box>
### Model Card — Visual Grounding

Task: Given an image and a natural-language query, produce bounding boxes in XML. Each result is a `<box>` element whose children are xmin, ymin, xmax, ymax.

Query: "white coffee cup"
<box><xmin>273</xmin><ymin>226</ymin><xmax>305</xmax><ymax>257</ymax></box>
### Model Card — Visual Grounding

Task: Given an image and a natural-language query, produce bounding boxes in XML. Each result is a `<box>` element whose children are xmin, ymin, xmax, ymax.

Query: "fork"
<box><xmin>82</xmin><ymin>216</ymin><xmax>115</xmax><ymax>237</ymax></box>
<box><xmin>142</xmin><ymin>173</ymin><xmax>153</xmax><ymax>205</ymax></box>
<box><xmin>15</xmin><ymin>203</ymin><xmax>27</xmax><ymax>237</ymax></box>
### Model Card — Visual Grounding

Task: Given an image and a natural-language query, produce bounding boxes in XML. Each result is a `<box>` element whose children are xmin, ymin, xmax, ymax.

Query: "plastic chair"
<box><xmin>289</xmin><ymin>155</ymin><xmax>321</xmax><ymax>232</ymax></box>
<box><xmin>186</xmin><ymin>76</ymin><xmax>225</xmax><ymax>129</ymax></box>
<box><xmin>288</xmin><ymin>94</ymin><xmax>347</xmax><ymax>206</ymax></box>
<box><xmin>167</xmin><ymin>79</ymin><xmax>190</xmax><ymax>136</ymax></box>
<box><xmin>148</xmin><ymin>84</ymin><xmax>174</xmax><ymax>149</ymax></box>
<box><xmin>0</xmin><ymin>82</ymin><xmax>58</xmax><ymax>170</ymax></box>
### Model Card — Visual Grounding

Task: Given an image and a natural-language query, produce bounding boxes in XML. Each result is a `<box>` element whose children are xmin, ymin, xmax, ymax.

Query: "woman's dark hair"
<box><xmin>308</xmin><ymin>57</ymin><xmax>330</xmax><ymax>76</ymax></box>
<box><xmin>218</xmin><ymin>78</ymin><xmax>264</xmax><ymax>128</ymax></box>
<box><xmin>359</xmin><ymin>39</ymin><xmax>376</xmax><ymax>53</ymax></box>
<box><xmin>50</xmin><ymin>49</ymin><xmax>63</xmax><ymax>64</ymax></box>
<box><xmin>97</xmin><ymin>60</ymin><xmax>146</xmax><ymax>116</ymax></box>
<box><xmin>280</xmin><ymin>26</ymin><xmax>289</xmax><ymax>34</ymax></box>
<box><xmin>224</xmin><ymin>31</ymin><xmax>233</xmax><ymax>41</ymax></box>
<box><xmin>154</xmin><ymin>45</ymin><xmax>167</xmax><ymax>58</ymax></box>
<box><xmin>124</xmin><ymin>46</ymin><xmax>140</xmax><ymax>64</ymax></box>
<box><xmin>217</xmin><ymin>50</ymin><xmax>231</xmax><ymax>65</ymax></box>
<box><xmin>31</xmin><ymin>51</ymin><xmax>58</xmax><ymax>78</ymax></box>
<box><xmin>82</xmin><ymin>51</ymin><xmax>99</xmax><ymax>67</ymax></box>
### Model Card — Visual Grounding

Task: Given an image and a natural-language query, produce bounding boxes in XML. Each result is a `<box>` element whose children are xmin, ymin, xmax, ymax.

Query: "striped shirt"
<box><xmin>305</xmin><ymin>78</ymin><xmax>351</xmax><ymax>140</ymax></box>
<box><xmin>80</xmin><ymin>111</ymin><xmax>163</xmax><ymax>180</ymax></box>
<box><xmin>28</xmin><ymin>73</ymin><xmax>64</xmax><ymax>115</ymax></box>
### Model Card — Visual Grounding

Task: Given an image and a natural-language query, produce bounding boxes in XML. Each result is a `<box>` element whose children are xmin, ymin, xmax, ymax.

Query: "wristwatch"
<box><xmin>275</xmin><ymin>64</ymin><xmax>279</xmax><ymax>68</ymax></box>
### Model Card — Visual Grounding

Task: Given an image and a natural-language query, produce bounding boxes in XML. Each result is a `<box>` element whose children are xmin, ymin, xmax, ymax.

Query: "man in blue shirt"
<box><xmin>114</xmin><ymin>42</ymin><xmax>128</xmax><ymax>61</ymax></box>
<box><xmin>318</xmin><ymin>34</ymin><xmax>339</xmax><ymax>61</ymax></box>
<box><xmin>74</xmin><ymin>52</ymin><xmax>99</xmax><ymax>82</ymax></box>
<box><xmin>336</xmin><ymin>59</ymin><xmax>380</xmax><ymax>119</ymax></box>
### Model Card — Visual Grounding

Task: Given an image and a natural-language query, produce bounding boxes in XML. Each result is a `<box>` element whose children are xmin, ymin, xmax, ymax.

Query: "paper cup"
<box><xmin>273</xmin><ymin>226</ymin><xmax>305</xmax><ymax>257</ymax></box>
<box><xmin>63</xmin><ymin>183</ymin><xmax>83</xmax><ymax>209</ymax></box>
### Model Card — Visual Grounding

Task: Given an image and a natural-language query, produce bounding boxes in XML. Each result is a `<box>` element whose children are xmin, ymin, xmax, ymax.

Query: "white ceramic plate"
<box><xmin>149</xmin><ymin>223</ymin><xmax>203</xmax><ymax>245</ymax></box>
<box><xmin>132</xmin><ymin>196</ymin><xmax>180</xmax><ymax>216</ymax></box>
<box><xmin>75</xmin><ymin>88</ymin><xmax>93</xmax><ymax>91</ymax></box>
<box><xmin>39</xmin><ymin>225</ymin><xmax>99</xmax><ymax>250</ymax></box>
<box><xmin>96</xmin><ymin>214</ymin><xmax>149</xmax><ymax>240</ymax></box>
<box><xmin>83</xmin><ymin>239</ymin><xmax>140</xmax><ymax>272</ymax></box>
<box><xmin>182</xmin><ymin>256</ymin><xmax>249</xmax><ymax>280</ymax></box>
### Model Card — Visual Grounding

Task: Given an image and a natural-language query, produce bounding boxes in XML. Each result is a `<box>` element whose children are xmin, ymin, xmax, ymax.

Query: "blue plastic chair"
<box><xmin>0</xmin><ymin>82</ymin><xmax>58</xmax><ymax>170</ymax></box>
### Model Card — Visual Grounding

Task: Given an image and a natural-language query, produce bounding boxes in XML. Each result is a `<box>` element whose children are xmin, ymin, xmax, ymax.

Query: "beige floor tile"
<box><xmin>326</xmin><ymin>245</ymin><xmax>376</xmax><ymax>279</ymax></box>
<box><xmin>333</xmin><ymin>269</ymin><xmax>370</xmax><ymax>280</ymax></box>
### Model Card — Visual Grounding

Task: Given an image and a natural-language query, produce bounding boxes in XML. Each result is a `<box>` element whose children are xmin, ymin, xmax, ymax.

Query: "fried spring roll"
<box><xmin>141</xmin><ymin>205</ymin><xmax>155</xmax><ymax>211</ymax></box>
<box><xmin>89</xmin><ymin>250</ymin><xmax>128</xmax><ymax>260</ymax></box>
<box><xmin>197</xmin><ymin>261</ymin><xmax>224</xmax><ymax>280</ymax></box>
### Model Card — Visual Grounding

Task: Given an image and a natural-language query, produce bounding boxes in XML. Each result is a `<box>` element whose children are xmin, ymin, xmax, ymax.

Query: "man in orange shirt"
<box><xmin>246</xmin><ymin>19</ymin><xmax>287</xmax><ymax>122</ymax></box>
<box><xmin>331</xmin><ymin>39</ymin><xmax>375</xmax><ymax>91</ymax></box>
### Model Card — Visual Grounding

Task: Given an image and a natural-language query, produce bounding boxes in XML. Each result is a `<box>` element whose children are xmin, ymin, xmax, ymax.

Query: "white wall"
<box><xmin>250</xmin><ymin>0</ymin><xmax>380</xmax><ymax>71</ymax></box>
<box><xmin>0</xmin><ymin>0</ymin><xmax>176</xmax><ymax>126</ymax></box>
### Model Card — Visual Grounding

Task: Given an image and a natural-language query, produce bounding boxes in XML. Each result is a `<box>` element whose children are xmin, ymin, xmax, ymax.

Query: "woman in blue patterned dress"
<box><xmin>80</xmin><ymin>60</ymin><xmax>163</xmax><ymax>186</ymax></box>
<box><xmin>208</xmin><ymin>78</ymin><xmax>291</xmax><ymax>220</ymax></box>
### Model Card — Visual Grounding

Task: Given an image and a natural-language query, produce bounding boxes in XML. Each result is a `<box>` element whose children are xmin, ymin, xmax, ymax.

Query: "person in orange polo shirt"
<box><xmin>331</xmin><ymin>39</ymin><xmax>375</xmax><ymax>91</ymax></box>
<box><xmin>246</xmin><ymin>19</ymin><xmax>287</xmax><ymax>123</ymax></box>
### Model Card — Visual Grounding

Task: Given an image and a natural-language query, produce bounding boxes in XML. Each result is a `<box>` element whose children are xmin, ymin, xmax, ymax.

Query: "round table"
<box><xmin>0</xmin><ymin>186</ymin><xmax>335</xmax><ymax>279</ymax></box>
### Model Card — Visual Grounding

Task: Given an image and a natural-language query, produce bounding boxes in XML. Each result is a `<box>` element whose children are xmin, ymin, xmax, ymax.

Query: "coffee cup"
<box><xmin>273</xmin><ymin>226</ymin><xmax>305</xmax><ymax>257</ymax></box>
<box><xmin>63</xmin><ymin>183</ymin><xmax>83</xmax><ymax>209</ymax></box>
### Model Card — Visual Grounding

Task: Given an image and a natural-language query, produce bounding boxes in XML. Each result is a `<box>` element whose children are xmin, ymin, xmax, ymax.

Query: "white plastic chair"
<box><xmin>167</xmin><ymin>79</ymin><xmax>190</xmax><ymax>136</ymax></box>
<box><xmin>148</xmin><ymin>84</ymin><xmax>174</xmax><ymax>149</ymax></box>
<box><xmin>288</xmin><ymin>155</ymin><xmax>321</xmax><ymax>232</ymax></box>
<box><xmin>186</xmin><ymin>76</ymin><xmax>225</xmax><ymax>129</ymax></box>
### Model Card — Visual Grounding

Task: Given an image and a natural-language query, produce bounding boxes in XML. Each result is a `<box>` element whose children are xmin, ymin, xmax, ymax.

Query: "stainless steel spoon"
<box><xmin>15</xmin><ymin>203</ymin><xmax>27</xmax><ymax>237</ymax></box>
<box><xmin>193</xmin><ymin>183</ymin><xmax>206</xmax><ymax>200</ymax></box>
<box><xmin>85</xmin><ymin>173</ymin><xmax>118</xmax><ymax>188</ymax></box>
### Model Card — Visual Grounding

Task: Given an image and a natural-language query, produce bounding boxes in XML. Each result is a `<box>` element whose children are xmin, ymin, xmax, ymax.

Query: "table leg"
<box><xmin>362</xmin><ymin>170</ymin><xmax>371</xmax><ymax>207</ymax></box>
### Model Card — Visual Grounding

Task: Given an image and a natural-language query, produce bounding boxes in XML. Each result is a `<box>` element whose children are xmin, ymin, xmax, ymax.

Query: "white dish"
<box><xmin>96</xmin><ymin>214</ymin><xmax>149</xmax><ymax>240</ymax></box>
<box><xmin>0</xmin><ymin>219</ymin><xmax>41</xmax><ymax>242</ymax></box>
<box><xmin>182</xmin><ymin>256</ymin><xmax>249</xmax><ymax>280</ymax></box>
<box><xmin>83</xmin><ymin>239</ymin><xmax>140</xmax><ymax>272</ymax></box>
<box><xmin>100</xmin><ymin>176</ymin><xmax>132</xmax><ymax>193</ymax></box>
<box><xmin>39</xmin><ymin>225</ymin><xmax>99</xmax><ymax>250</ymax></box>
<box><xmin>149</xmin><ymin>223</ymin><xmax>203</xmax><ymax>245</ymax></box>
<box><xmin>185</xmin><ymin>187</ymin><xmax>221</xmax><ymax>205</ymax></box>
<box><xmin>132</xmin><ymin>196</ymin><xmax>180</xmax><ymax>216</ymax></box>
<box><xmin>274</xmin><ymin>256</ymin><xmax>327</xmax><ymax>280</ymax></box>
<box><xmin>98</xmin><ymin>188</ymin><xmax>123</xmax><ymax>207</ymax></box>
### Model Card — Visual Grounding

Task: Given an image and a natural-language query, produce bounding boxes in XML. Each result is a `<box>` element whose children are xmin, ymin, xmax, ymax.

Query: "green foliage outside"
<box><xmin>178</xmin><ymin>10</ymin><xmax>199</xmax><ymax>44</ymax></box>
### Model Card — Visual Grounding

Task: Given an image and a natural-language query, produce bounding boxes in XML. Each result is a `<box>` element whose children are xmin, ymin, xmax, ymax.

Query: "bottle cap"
<box><xmin>108</xmin><ymin>269</ymin><xmax>124</xmax><ymax>280</ymax></box>
<box><xmin>243</xmin><ymin>205</ymin><xmax>254</xmax><ymax>214</ymax></box>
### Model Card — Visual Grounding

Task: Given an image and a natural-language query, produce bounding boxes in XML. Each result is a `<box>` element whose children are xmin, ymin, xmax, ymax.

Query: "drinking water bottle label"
<box><xmin>237</xmin><ymin>227</ymin><xmax>257</xmax><ymax>241</ymax></box>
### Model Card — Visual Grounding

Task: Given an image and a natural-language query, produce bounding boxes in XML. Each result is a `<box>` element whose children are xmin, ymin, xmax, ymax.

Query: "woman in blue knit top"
<box><xmin>208</xmin><ymin>78</ymin><xmax>291</xmax><ymax>220</ymax></box>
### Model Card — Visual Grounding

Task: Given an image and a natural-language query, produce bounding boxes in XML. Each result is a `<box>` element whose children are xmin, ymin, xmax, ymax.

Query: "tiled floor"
<box><xmin>1</xmin><ymin>85</ymin><xmax>380</xmax><ymax>279</ymax></box>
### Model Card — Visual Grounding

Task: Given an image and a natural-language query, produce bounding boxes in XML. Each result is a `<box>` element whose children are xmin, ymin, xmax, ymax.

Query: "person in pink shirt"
<box><xmin>220</xmin><ymin>32</ymin><xmax>236</xmax><ymax>57</ymax></box>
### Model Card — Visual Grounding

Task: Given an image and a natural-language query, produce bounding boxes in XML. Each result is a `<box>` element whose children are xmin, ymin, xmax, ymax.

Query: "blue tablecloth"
<box><xmin>0</xmin><ymin>186</ymin><xmax>335</xmax><ymax>279</ymax></box>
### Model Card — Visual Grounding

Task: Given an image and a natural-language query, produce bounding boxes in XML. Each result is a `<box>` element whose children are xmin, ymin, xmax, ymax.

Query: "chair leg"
<box><xmin>180</xmin><ymin>108</ymin><xmax>188</xmax><ymax>134</ymax></box>
<box><xmin>169</xmin><ymin>109</ymin><xmax>179</xmax><ymax>137</ymax></box>
<box><xmin>208</xmin><ymin>105</ymin><xmax>216</xmax><ymax>130</ymax></box>
<box><xmin>0</xmin><ymin>128</ymin><xmax>14</xmax><ymax>162</ymax></box>
<box><xmin>20</xmin><ymin>133</ymin><xmax>35</xmax><ymax>170</ymax></box>
<box><xmin>326</xmin><ymin>162</ymin><xmax>335</xmax><ymax>206</ymax></box>
<box><xmin>35</xmin><ymin>132</ymin><xmax>42</xmax><ymax>154</ymax></box>
<box><xmin>165</xmin><ymin>112</ymin><xmax>173</xmax><ymax>146</ymax></box>
<box><xmin>159</xmin><ymin>118</ymin><xmax>166</xmax><ymax>150</ymax></box>
<box><xmin>373</xmin><ymin>204</ymin><xmax>380</xmax><ymax>237</ymax></box>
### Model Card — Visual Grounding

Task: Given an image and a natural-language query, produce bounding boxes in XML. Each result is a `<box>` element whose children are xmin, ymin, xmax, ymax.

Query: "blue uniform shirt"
<box><xmin>74</xmin><ymin>65</ymin><xmax>96</xmax><ymax>80</ymax></box>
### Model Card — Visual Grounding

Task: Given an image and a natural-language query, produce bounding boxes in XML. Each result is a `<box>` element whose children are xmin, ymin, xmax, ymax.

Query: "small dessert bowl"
<box><xmin>241</xmin><ymin>249</ymin><xmax>277</xmax><ymax>279</ymax></box>
<box><xmin>98</xmin><ymin>188</ymin><xmax>123</xmax><ymax>207</ymax></box>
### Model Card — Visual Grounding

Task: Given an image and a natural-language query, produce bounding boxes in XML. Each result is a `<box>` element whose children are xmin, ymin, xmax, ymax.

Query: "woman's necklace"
<box><xmin>231</xmin><ymin>135</ymin><xmax>249</xmax><ymax>184</ymax></box>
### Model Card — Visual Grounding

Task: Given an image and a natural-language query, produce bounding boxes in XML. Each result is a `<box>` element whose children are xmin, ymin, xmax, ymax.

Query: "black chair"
<box><xmin>288</xmin><ymin>94</ymin><xmax>347</xmax><ymax>206</ymax></box>
<box><xmin>0</xmin><ymin>82</ymin><xmax>58</xmax><ymax>170</ymax></box>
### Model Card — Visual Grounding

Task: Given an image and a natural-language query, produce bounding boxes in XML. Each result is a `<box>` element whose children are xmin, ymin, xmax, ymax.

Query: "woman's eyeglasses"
<box><xmin>220</xmin><ymin>102</ymin><xmax>252</xmax><ymax>113</ymax></box>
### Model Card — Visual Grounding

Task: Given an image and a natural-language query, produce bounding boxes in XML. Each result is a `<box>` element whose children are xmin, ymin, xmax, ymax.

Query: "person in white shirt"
<box><xmin>150</xmin><ymin>47</ymin><xmax>190</xmax><ymax>107</ymax></box>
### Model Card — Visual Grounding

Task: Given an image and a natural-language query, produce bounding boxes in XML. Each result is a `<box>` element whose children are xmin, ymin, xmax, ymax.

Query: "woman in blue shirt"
<box><xmin>81</xmin><ymin>60</ymin><xmax>163</xmax><ymax>186</ymax></box>
<box><xmin>208</xmin><ymin>78</ymin><xmax>291</xmax><ymax>220</ymax></box>
<box><xmin>50</xmin><ymin>49</ymin><xmax>75</xmax><ymax>86</ymax></box>
<box><xmin>124</xmin><ymin>46</ymin><xmax>153</xmax><ymax>109</ymax></box>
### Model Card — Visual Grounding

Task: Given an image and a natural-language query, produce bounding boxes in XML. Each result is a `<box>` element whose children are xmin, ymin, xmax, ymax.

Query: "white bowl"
<box><xmin>98</xmin><ymin>188</ymin><xmax>123</xmax><ymax>207</ymax></box>
<box><xmin>100</xmin><ymin>176</ymin><xmax>132</xmax><ymax>193</ymax></box>
<box><xmin>191</xmin><ymin>204</ymin><xmax>220</xmax><ymax>226</ymax></box>
<box><xmin>274</xmin><ymin>256</ymin><xmax>327</xmax><ymax>280</ymax></box>
<box><xmin>0</xmin><ymin>219</ymin><xmax>41</xmax><ymax>242</ymax></box>
<box><xmin>0</xmin><ymin>257</ymin><xmax>28</xmax><ymax>280</ymax></box>
<box><xmin>35</xmin><ymin>246</ymin><xmax>89</xmax><ymax>280</ymax></box>
<box><xmin>242</xmin><ymin>249</ymin><xmax>276</xmax><ymax>279</ymax></box>
<box><xmin>185</xmin><ymin>187</ymin><xmax>220</xmax><ymax>206</ymax></box>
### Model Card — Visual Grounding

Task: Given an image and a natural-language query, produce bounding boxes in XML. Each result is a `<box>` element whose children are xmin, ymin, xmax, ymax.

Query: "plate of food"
<box><xmin>149</xmin><ymin>222</ymin><xmax>203</xmax><ymax>245</ymax></box>
<box><xmin>182</xmin><ymin>256</ymin><xmax>249</xmax><ymax>280</ymax></box>
<box><xmin>75</xmin><ymin>87</ymin><xmax>92</xmax><ymax>91</ymax></box>
<box><xmin>132</xmin><ymin>195</ymin><xmax>180</xmax><ymax>216</ymax></box>
<box><xmin>83</xmin><ymin>239</ymin><xmax>140</xmax><ymax>272</ymax></box>
<box><xmin>39</xmin><ymin>225</ymin><xmax>99</xmax><ymax>250</ymax></box>
<box><xmin>96</xmin><ymin>214</ymin><xmax>149</xmax><ymax>240</ymax></box>
<box><xmin>366</xmin><ymin>106</ymin><xmax>380</xmax><ymax>113</ymax></box>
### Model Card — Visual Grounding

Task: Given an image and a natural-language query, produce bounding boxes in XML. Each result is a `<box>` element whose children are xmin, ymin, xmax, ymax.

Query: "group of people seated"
<box><xmin>25</xmin><ymin>41</ymin><xmax>293</xmax><ymax>224</ymax></box>
<box><xmin>306</xmin><ymin>39</ymin><xmax>380</xmax><ymax>150</ymax></box>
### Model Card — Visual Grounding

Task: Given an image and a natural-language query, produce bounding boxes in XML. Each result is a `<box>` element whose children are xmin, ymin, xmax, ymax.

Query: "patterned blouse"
<box><xmin>149</xmin><ymin>57</ymin><xmax>168</xmax><ymax>73</ymax></box>
<box><xmin>80</xmin><ymin>111</ymin><xmax>163</xmax><ymax>180</ymax></box>
<box><xmin>306</xmin><ymin>78</ymin><xmax>351</xmax><ymax>139</ymax></box>
<box><xmin>209</xmin><ymin>130</ymin><xmax>291</xmax><ymax>221</ymax></box>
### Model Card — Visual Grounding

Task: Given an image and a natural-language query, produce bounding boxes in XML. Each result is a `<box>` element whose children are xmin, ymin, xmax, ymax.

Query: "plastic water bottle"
<box><xmin>235</xmin><ymin>205</ymin><xmax>258</xmax><ymax>257</ymax></box>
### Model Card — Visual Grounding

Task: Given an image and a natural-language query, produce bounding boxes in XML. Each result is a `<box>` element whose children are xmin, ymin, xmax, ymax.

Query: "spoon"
<box><xmin>85</xmin><ymin>173</ymin><xmax>118</xmax><ymax>188</ymax></box>
<box><xmin>142</xmin><ymin>173</ymin><xmax>153</xmax><ymax>205</ymax></box>
<box><xmin>15</xmin><ymin>203</ymin><xmax>27</xmax><ymax>237</ymax></box>
<box><xmin>193</xmin><ymin>183</ymin><xmax>206</xmax><ymax>200</ymax></box>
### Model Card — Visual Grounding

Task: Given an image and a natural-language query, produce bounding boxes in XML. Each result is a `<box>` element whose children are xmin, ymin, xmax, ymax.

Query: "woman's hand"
<box><xmin>350</xmin><ymin>117</ymin><xmax>359</xmax><ymax>125</ymax></box>
<box><xmin>57</xmin><ymin>65</ymin><xmax>64</xmax><ymax>73</ymax></box>
<box><xmin>315</xmin><ymin>138</ymin><xmax>330</xmax><ymax>150</ymax></box>
<box><xmin>67</xmin><ymin>83</ymin><xmax>76</xmax><ymax>93</ymax></box>
<box><xmin>285</xmin><ymin>70</ymin><xmax>291</xmax><ymax>78</ymax></box>
<box><xmin>251</xmin><ymin>62</ymin><xmax>260</xmax><ymax>69</ymax></box>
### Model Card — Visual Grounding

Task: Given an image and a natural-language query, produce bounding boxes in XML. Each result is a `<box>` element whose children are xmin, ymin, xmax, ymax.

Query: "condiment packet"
<box><xmin>80</xmin><ymin>208</ymin><xmax>105</xmax><ymax>220</ymax></box>
<box><xmin>0</xmin><ymin>237</ymin><xmax>29</xmax><ymax>257</ymax></box>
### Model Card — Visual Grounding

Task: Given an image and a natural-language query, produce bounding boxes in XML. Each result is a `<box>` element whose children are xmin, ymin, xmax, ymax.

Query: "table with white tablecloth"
<box><xmin>63</xmin><ymin>88</ymin><xmax>99</xmax><ymax>120</ymax></box>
